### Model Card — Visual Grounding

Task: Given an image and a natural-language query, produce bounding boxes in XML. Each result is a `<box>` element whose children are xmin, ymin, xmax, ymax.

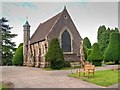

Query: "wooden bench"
<box><xmin>83</xmin><ymin>65</ymin><xmax>95</xmax><ymax>78</ymax></box>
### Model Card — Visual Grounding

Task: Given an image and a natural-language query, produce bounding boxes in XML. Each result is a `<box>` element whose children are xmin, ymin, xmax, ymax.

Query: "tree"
<box><xmin>45</xmin><ymin>38</ymin><xmax>65</xmax><ymax>69</ymax></box>
<box><xmin>13</xmin><ymin>44</ymin><xmax>23</xmax><ymax>66</ymax></box>
<box><xmin>97</xmin><ymin>25</ymin><xmax>106</xmax><ymax>43</ymax></box>
<box><xmin>87</xmin><ymin>43</ymin><xmax>104</xmax><ymax>66</ymax></box>
<box><xmin>83</xmin><ymin>37</ymin><xmax>91</xmax><ymax>60</ymax></box>
<box><xmin>97</xmin><ymin>26</ymin><xmax>119</xmax><ymax>54</ymax></box>
<box><xmin>87</xmin><ymin>49</ymin><xmax>92</xmax><ymax>58</ymax></box>
<box><xmin>83</xmin><ymin>37</ymin><xmax>91</xmax><ymax>48</ymax></box>
<box><xmin>104</xmin><ymin>32</ymin><xmax>120</xmax><ymax>63</ymax></box>
<box><xmin>1</xmin><ymin>17</ymin><xmax>17</xmax><ymax>65</ymax></box>
<box><xmin>18</xmin><ymin>43</ymin><xmax>23</xmax><ymax>48</ymax></box>
<box><xmin>99</xmin><ymin>29</ymin><xmax>110</xmax><ymax>53</ymax></box>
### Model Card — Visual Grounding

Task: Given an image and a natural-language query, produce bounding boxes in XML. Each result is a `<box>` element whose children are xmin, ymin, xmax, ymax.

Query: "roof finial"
<box><xmin>64</xmin><ymin>6</ymin><xmax>66</xmax><ymax>10</ymax></box>
<box><xmin>26</xmin><ymin>17</ymin><xmax>28</xmax><ymax>21</ymax></box>
<box><xmin>24</xmin><ymin>17</ymin><xmax>30</xmax><ymax>27</ymax></box>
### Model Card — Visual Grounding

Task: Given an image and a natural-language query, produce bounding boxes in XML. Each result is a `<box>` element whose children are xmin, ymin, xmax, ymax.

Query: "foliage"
<box><xmin>87</xmin><ymin>43</ymin><xmax>103</xmax><ymax>66</ymax></box>
<box><xmin>104</xmin><ymin>32</ymin><xmax>120</xmax><ymax>63</ymax></box>
<box><xmin>45</xmin><ymin>38</ymin><xmax>65</xmax><ymax>69</ymax></box>
<box><xmin>1</xmin><ymin>17</ymin><xmax>17</xmax><ymax>65</ymax></box>
<box><xmin>69</xmin><ymin>70</ymin><xmax>119</xmax><ymax>87</ymax></box>
<box><xmin>64</xmin><ymin>61</ymin><xmax>70</xmax><ymax>67</ymax></box>
<box><xmin>0</xmin><ymin>85</ymin><xmax>6</xmax><ymax>90</ymax></box>
<box><xmin>83</xmin><ymin>37</ymin><xmax>91</xmax><ymax>48</ymax></box>
<box><xmin>13</xmin><ymin>44</ymin><xmax>23</xmax><ymax>66</ymax></box>
<box><xmin>83</xmin><ymin>37</ymin><xmax>91</xmax><ymax>60</ymax></box>
<box><xmin>44</xmin><ymin>67</ymin><xmax>70</xmax><ymax>71</ymax></box>
<box><xmin>18</xmin><ymin>43</ymin><xmax>23</xmax><ymax>48</ymax></box>
<box><xmin>83</xmin><ymin>46</ymin><xmax>88</xmax><ymax>60</ymax></box>
<box><xmin>92</xmin><ymin>60</ymin><xmax>102</xmax><ymax>66</ymax></box>
<box><xmin>87</xmin><ymin>49</ymin><xmax>92</xmax><ymax>58</ymax></box>
<box><xmin>99</xmin><ymin>29</ymin><xmax>110</xmax><ymax>53</ymax></box>
<box><xmin>97</xmin><ymin>25</ymin><xmax>106</xmax><ymax>43</ymax></box>
<box><xmin>97</xmin><ymin>25</ymin><xmax>119</xmax><ymax>54</ymax></box>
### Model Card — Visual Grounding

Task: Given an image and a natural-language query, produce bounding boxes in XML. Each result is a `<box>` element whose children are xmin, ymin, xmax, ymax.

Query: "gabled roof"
<box><xmin>30</xmin><ymin>10</ymin><xmax>63</xmax><ymax>44</ymax></box>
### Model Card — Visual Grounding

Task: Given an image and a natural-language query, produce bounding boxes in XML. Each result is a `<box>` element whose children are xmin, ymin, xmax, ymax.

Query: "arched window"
<box><xmin>61</xmin><ymin>30</ymin><xmax>71</xmax><ymax>52</ymax></box>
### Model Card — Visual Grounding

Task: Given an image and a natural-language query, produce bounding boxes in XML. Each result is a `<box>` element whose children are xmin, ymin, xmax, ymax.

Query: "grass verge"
<box><xmin>68</xmin><ymin>70</ymin><xmax>120</xmax><ymax>87</ymax></box>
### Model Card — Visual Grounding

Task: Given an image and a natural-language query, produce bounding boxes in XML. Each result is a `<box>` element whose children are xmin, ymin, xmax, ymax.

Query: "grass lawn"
<box><xmin>0</xmin><ymin>85</ymin><xmax>2</xmax><ymax>90</ymax></box>
<box><xmin>69</xmin><ymin>70</ymin><xmax>120</xmax><ymax>87</ymax></box>
<box><xmin>0</xmin><ymin>85</ymin><xmax>6</xmax><ymax>90</ymax></box>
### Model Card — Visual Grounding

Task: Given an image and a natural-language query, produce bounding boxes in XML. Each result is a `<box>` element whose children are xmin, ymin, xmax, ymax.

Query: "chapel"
<box><xmin>23</xmin><ymin>7</ymin><xmax>83</xmax><ymax>67</ymax></box>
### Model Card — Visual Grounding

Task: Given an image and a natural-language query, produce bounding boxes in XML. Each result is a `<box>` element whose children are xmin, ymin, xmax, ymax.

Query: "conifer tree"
<box><xmin>83</xmin><ymin>37</ymin><xmax>91</xmax><ymax>60</ymax></box>
<box><xmin>87</xmin><ymin>43</ymin><xmax>103</xmax><ymax>66</ymax></box>
<box><xmin>45</xmin><ymin>38</ymin><xmax>64</xmax><ymax>69</ymax></box>
<box><xmin>13</xmin><ymin>44</ymin><xmax>23</xmax><ymax>66</ymax></box>
<box><xmin>104</xmin><ymin>32</ymin><xmax>120</xmax><ymax>63</ymax></box>
<box><xmin>1</xmin><ymin>17</ymin><xmax>17</xmax><ymax>65</ymax></box>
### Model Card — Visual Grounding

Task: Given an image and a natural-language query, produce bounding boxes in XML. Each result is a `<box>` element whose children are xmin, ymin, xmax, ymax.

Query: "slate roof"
<box><xmin>30</xmin><ymin>11</ymin><xmax>62</xmax><ymax>44</ymax></box>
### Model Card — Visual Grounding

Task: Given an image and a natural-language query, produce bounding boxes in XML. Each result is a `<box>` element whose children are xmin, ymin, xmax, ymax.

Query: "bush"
<box><xmin>64</xmin><ymin>61</ymin><xmax>70</xmax><ymax>67</ymax></box>
<box><xmin>13</xmin><ymin>45</ymin><xmax>23</xmax><ymax>66</ymax></box>
<box><xmin>87</xmin><ymin>43</ymin><xmax>103</xmax><ymax>66</ymax></box>
<box><xmin>104</xmin><ymin>32</ymin><xmax>120</xmax><ymax>63</ymax></box>
<box><xmin>45</xmin><ymin>38</ymin><xmax>65</xmax><ymax>69</ymax></box>
<box><xmin>92</xmin><ymin>60</ymin><xmax>102</xmax><ymax>66</ymax></box>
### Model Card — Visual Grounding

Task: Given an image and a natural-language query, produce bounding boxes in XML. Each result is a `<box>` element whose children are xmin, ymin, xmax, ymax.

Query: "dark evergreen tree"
<box><xmin>104</xmin><ymin>32</ymin><xmax>120</xmax><ymax>63</ymax></box>
<box><xmin>45</xmin><ymin>38</ymin><xmax>65</xmax><ymax>69</ymax></box>
<box><xmin>83</xmin><ymin>37</ymin><xmax>91</xmax><ymax>60</ymax></box>
<box><xmin>83</xmin><ymin>37</ymin><xmax>91</xmax><ymax>48</ymax></box>
<box><xmin>87</xmin><ymin>43</ymin><xmax>103</xmax><ymax>66</ymax></box>
<box><xmin>87</xmin><ymin>49</ymin><xmax>92</xmax><ymax>58</ymax></box>
<box><xmin>13</xmin><ymin>44</ymin><xmax>23</xmax><ymax>66</ymax></box>
<box><xmin>1</xmin><ymin>17</ymin><xmax>17</xmax><ymax>65</ymax></box>
<box><xmin>97</xmin><ymin>26</ymin><xmax>119</xmax><ymax>55</ymax></box>
<box><xmin>97</xmin><ymin>25</ymin><xmax>106</xmax><ymax>43</ymax></box>
<box><xmin>99</xmin><ymin>29</ymin><xmax>110</xmax><ymax>53</ymax></box>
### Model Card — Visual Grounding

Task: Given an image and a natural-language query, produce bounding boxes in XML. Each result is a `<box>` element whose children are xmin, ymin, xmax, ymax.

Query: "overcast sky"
<box><xmin>1</xmin><ymin>0</ymin><xmax>119</xmax><ymax>47</ymax></box>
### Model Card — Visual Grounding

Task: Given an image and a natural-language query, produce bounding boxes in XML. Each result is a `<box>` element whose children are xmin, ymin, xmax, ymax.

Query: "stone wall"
<box><xmin>27</xmin><ymin>40</ymin><xmax>48</xmax><ymax>68</ymax></box>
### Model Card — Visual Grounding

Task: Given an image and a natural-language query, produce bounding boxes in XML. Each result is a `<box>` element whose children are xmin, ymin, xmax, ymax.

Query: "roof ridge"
<box><xmin>30</xmin><ymin>23</ymin><xmax>42</xmax><ymax>40</ymax></box>
<box><xmin>30</xmin><ymin>10</ymin><xmax>62</xmax><ymax>44</ymax></box>
<box><xmin>45</xmin><ymin>12</ymin><xmax>63</xmax><ymax>40</ymax></box>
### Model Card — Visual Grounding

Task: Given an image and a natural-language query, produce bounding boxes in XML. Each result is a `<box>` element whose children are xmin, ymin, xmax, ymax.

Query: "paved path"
<box><xmin>0</xmin><ymin>65</ymin><xmax>119</xmax><ymax>88</ymax></box>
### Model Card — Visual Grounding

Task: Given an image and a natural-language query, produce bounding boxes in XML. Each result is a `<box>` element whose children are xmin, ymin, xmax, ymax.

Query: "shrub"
<box><xmin>87</xmin><ymin>43</ymin><xmax>103</xmax><ymax>66</ymax></box>
<box><xmin>64</xmin><ymin>61</ymin><xmax>70</xmax><ymax>67</ymax></box>
<box><xmin>45</xmin><ymin>38</ymin><xmax>65</xmax><ymax>69</ymax></box>
<box><xmin>13</xmin><ymin>45</ymin><xmax>23</xmax><ymax>66</ymax></box>
<box><xmin>104</xmin><ymin>32</ymin><xmax>120</xmax><ymax>63</ymax></box>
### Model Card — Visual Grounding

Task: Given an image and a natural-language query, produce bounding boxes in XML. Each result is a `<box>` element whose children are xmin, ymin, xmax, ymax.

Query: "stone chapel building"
<box><xmin>23</xmin><ymin>7</ymin><xmax>83</xmax><ymax>68</ymax></box>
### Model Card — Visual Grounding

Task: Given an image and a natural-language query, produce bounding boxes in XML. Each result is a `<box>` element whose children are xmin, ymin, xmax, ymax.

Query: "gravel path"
<box><xmin>0</xmin><ymin>65</ymin><xmax>119</xmax><ymax>88</ymax></box>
